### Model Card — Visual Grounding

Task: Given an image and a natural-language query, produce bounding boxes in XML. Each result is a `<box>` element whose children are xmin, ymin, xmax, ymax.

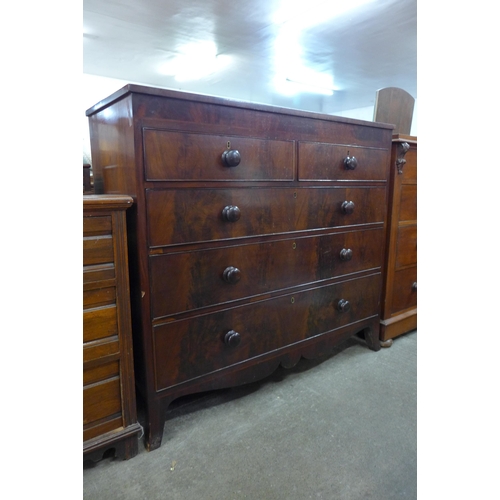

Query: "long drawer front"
<box><xmin>153</xmin><ymin>273</ymin><xmax>381</xmax><ymax>391</ymax></box>
<box><xmin>150</xmin><ymin>228</ymin><xmax>385</xmax><ymax>319</ymax></box>
<box><xmin>147</xmin><ymin>187</ymin><xmax>386</xmax><ymax>247</ymax></box>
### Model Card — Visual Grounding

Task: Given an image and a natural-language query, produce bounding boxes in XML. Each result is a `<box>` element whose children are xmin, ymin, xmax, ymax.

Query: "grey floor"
<box><xmin>83</xmin><ymin>330</ymin><xmax>417</xmax><ymax>500</ymax></box>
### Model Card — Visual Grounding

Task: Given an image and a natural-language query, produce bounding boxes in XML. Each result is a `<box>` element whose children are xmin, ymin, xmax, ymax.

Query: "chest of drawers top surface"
<box><xmin>87</xmin><ymin>85</ymin><xmax>393</xmax><ymax>191</ymax></box>
<box><xmin>86</xmin><ymin>84</ymin><xmax>393</xmax><ymax>134</ymax></box>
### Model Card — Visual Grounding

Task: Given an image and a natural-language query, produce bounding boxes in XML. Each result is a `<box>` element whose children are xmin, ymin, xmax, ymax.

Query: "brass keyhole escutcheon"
<box><xmin>290</xmin><ymin>297</ymin><xmax>295</xmax><ymax>304</ymax></box>
<box><xmin>292</xmin><ymin>242</ymin><xmax>297</xmax><ymax>250</ymax></box>
<box><xmin>293</xmin><ymin>191</ymin><xmax>297</xmax><ymax>199</ymax></box>
<box><xmin>227</xmin><ymin>141</ymin><xmax>231</xmax><ymax>149</ymax></box>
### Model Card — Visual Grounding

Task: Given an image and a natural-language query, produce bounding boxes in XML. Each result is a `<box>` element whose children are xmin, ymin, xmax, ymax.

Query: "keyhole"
<box><xmin>227</xmin><ymin>141</ymin><xmax>231</xmax><ymax>149</ymax></box>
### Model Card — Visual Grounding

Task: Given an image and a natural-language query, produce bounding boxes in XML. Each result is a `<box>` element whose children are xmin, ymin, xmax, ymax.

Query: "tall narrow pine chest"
<box><xmin>379</xmin><ymin>134</ymin><xmax>417</xmax><ymax>343</ymax></box>
<box><xmin>86</xmin><ymin>85</ymin><xmax>393</xmax><ymax>450</ymax></box>
<box><xmin>83</xmin><ymin>194</ymin><xmax>141</xmax><ymax>460</ymax></box>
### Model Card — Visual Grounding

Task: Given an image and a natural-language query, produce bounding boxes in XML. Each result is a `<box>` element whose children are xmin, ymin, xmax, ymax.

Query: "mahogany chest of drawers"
<box><xmin>86</xmin><ymin>85</ymin><xmax>393</xmax><ymax>450</ymax></box>
<box><xmin>83</xmin><ymin>195</ymin><xmax>141</xmax><ymax>460</ymax></box>
<box><xmin>380</xmin><ymin>135</ymin><xmax>417</xmax><ymax>344</ymax></box>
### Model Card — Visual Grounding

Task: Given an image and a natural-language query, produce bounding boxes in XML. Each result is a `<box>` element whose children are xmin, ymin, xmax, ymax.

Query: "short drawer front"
<box><xmin>395</xmin><ymin>225</ymin><xmax>417</xmax><ymax>268</ymax></box>
<box><xmin>83</xmin><ymin>305</ymin><xmax>118</xmax><ymax>343</ymax></box>
<box><xmin>399</xmin><ymin>184</ymin><xmax>417</xmax><ymax>222</ymax></box>
<box><xmin>147</xmin><ymin>187</ymin><xmax>387</xmax><ymax>247</ymax></box>
<box><xmin>150</xmin><ymin>228</ymin><xmax>385</xmax><ymax>319</ymax></box>
<box><xmin>83</xmin><ymin>286</ymin><xmax>116</xmax><ymax>309</ymax></box>
<box><xmin>298</xmin><ymin>142</ymin><xmax>389</xmax><ymax>181</ymax></box>
<box><xmin>83</xmin><ymin>377</ymin><xmax>122</xmax><ymax>426</ymax></box>
<box><xmin>153</xmin><ymin>273</ymin><xmax>381</xmax><ymax>391</ymax></box>
<box><xmin>143</xmin><ymin>129</ymin><xmax>295</xmax><ymax>181</ymax></box>
<box><xmin>83</xmin><ymin>264</ymin><xmax>115</xmax><ymax>284</ymax></box>
<box><xmin>83</xmin><ymin>337</ymin><xmax>120</xmax><ymax>364</ymax></box>
<box><xmin>83</xmin><ymin>215</ymin><xmax>112</xmax><ymax>237</ymax></box>
<box><xmin>391</xmin><ymin>266</ymin><xmax>417</xmax><ymax>312</ymax></box>
<box><xmin>83</xmin><ymin>417</ymin><xmax>123</xmax><ymax>443</ymax></box>
<box><xmin>83</xmin><ymin>235</ymin><xmax>114</xmax><ymax>266</ymax></box>
<box><xmin>402</xmin><ymin>148</ymin><xmax>417</xmax><ymax>181</ymax></box>
<box><xmin>84</xmin><ymin>360</ymin><xmax>120</xmax><ymax>386</ymax></box>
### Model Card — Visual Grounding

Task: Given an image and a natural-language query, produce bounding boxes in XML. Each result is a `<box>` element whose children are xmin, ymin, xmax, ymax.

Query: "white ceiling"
<box><xmin>83</xmin><ymin>0</ymin><xmax>417</xmax><ymax>115</ymax></box>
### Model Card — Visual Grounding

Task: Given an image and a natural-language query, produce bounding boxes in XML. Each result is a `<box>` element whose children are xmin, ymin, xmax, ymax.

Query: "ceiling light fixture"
<box><xmin>272</xmin><ymin>0</ymin><xmax>374</xmax><ymax>97</ymax></box>
<box><xmin>273</xmin><ymin>0</ymin><xmax>375</xmax><ymax>29</ymax></box>
<box><xmin>159</xmin><ymin>41</ymin><xmax>231</xmax><ymax>82</ymax></box>
<box><xmin>285</xmin><ymin>77</ymin><xmax>335</xmax><ymax>96</ymax></box>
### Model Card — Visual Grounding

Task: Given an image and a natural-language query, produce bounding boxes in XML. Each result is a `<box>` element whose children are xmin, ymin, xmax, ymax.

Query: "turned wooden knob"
<box><xmin>223</xmin><ymin>266</ymin><xmax>241</xmax><ymax>284</ymax></box>
<box><xmin>344</xmin><ymin>155</ymin><xmax>358</xmax><ymax>170</ymax></box>
<box><xmin>337</xmin><ymin>299</ymin><xmax>351</xmax><ymax>313</ymax></box>
<box><xmin>221</xmin><ymin>149</ymin><xmax>241</xmax><ymax>167</ymax></box>
<box><xmin>341</xmin><ymin>201</ymin><xmax>355</xmax><ymax>214</ymax></box>
<box><xmin>340</xmin><ymin>248</ymin><xmax>353</xmax><ymax>261</ymax></box>
<box><xmin>222</xmin><ymin>205</ymin><xmax>241</xmax><ymax>222</ymax></box>
<box><xmin>224</xmin><ymin>330</ymin><xmax>241</xmax><ymax>347</ymax></box>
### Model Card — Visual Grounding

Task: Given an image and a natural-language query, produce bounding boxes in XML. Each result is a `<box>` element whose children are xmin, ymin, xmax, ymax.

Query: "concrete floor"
<box><xmin>83</xmin><ymin>330</ymin><xmax>417</xmax><ymax>500</ymax></box>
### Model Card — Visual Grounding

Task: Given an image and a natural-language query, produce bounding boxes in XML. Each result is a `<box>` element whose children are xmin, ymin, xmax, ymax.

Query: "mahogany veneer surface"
<box><xmin>86</xmin><ymin>85</ymin><xmax>393</xmax><ymax>450</ymax></box>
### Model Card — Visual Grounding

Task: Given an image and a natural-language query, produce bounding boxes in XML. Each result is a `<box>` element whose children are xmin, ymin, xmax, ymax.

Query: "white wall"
<box><xmin>333</xmin><ymin>102</ymin><xmax>418</xmax><ymax>136</ymax></box>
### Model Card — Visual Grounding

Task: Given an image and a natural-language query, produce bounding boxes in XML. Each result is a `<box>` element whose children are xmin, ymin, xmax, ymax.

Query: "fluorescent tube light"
<box><xmin>285</xmin><ymin>77</ymin><xmax>334</xmax><ymax>95</ymax></box>
<box><xmin>159</xmin><ymin>41</ymin><xmax>231</xmax><ymax>82</ymax></box>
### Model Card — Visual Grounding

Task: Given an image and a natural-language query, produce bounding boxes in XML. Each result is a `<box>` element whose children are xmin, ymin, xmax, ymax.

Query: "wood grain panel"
<box><xmin>391</xmin><ymin>267</ymin><xmax>417</xmax><ymax>312</ymax></box>
<box><xmin>154</xmin><ymin>273</ymin><xmax>381</xmax><ymax>391</ymax></box>
<box><xmin>83</xmin><ymin>377</ymin><xmax>122</xmax><ymax>425</ymax></box>
<box><xmin>298</xmin><ymin>142</ymin><xmax>388</xmax><ymax>181</ymax></box>
<box><xmin>147</xmin><ymin>187</ymin><xmax>387</xmax><ymax>247</ymax></box>
<box><xmin>83</xmin><ymin>215</ymin><xmax>112</xmax><ymax>236</ymax></box>
<box><xmin>83</xmin><ymin>416</ymin><xmax>123</xmax><ymax>442</ymax></box>
<box><xmin>83</xmin><ymin>235</ymin><xmax>114</xmax><ymax>266</ymax></box>
<box><xmin>402</xmin><ymin>148</ymin><xmax>417</xmax><ymax>181</ymax></box>
<box><xmin>84</xmin><ymin>360</ymin><xmax>120</xmax><ymax>386</ymax></box>
<box><xmin>144</xmin><ymin>129</ymin><xmax>294</xmax><ymax>181</ymax></box>
<box><xmin>83</xmin><ymin>286</ymin><xmax>116</xmax><ymax>309</ymax></box>
<box><xmin>150</xmin><ymin>228</ymin><xmax>385</xmax><ymax>318</ymax></box>
<box><xmin>83</xmin><ymin>337</ymin><xmax>120</xmax><ymax>364</ymax></box>
<box><xmin>395</xmin><ymin>225</ymin><xmax>417</xmax><ymax>268</ymax></box>
<box><xmin>83</xmin><ymin>264</ymin><xmax>115</xmax><ymax>284</ymax></box>
<box><xmin>399</xmin><ymin>185</ymin><xmax>417</xmax><ymax>221</ymax></box>
<box><xmin>83</xmin><ymin>305</ymin><xmax>118</xmax><ymax>342</ymax></box>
